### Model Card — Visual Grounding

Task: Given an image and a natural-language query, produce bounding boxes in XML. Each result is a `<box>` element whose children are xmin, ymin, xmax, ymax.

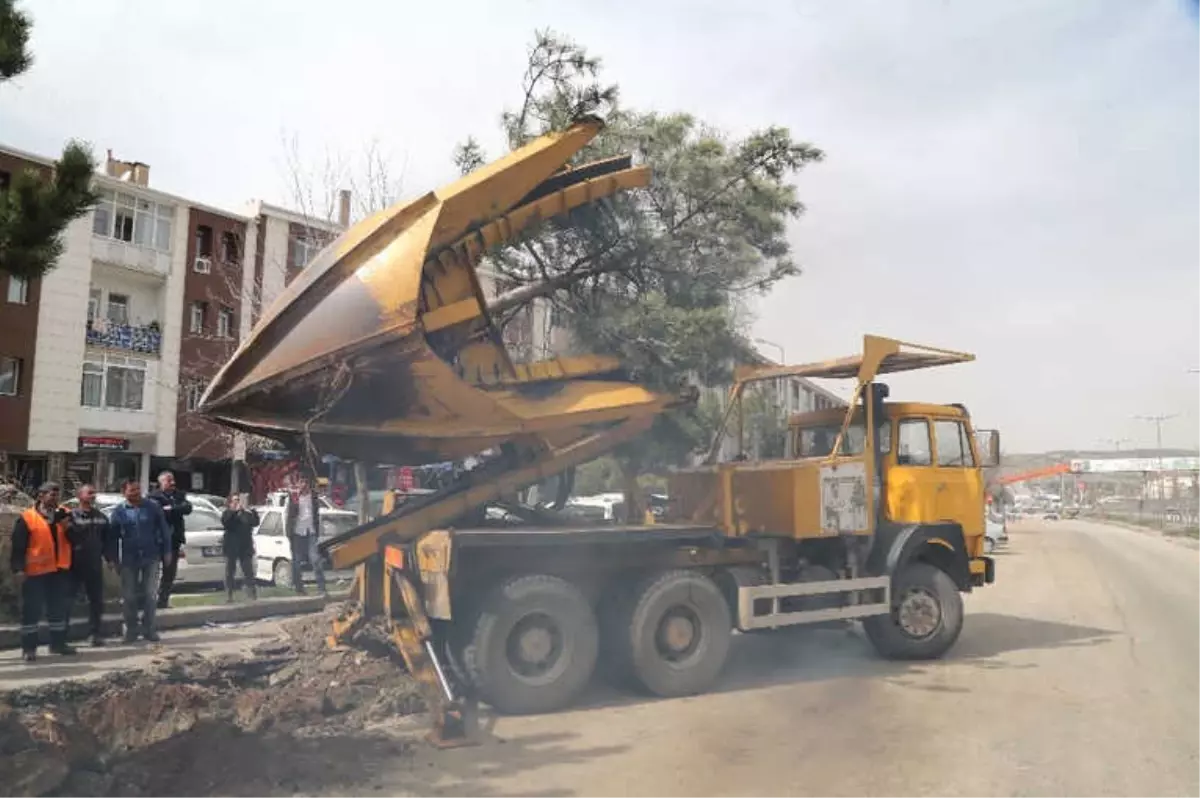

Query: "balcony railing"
<box><xmin>85</xmin><ymin>319</ymin><xmax>162</xmax><ymax>355</ymax></box>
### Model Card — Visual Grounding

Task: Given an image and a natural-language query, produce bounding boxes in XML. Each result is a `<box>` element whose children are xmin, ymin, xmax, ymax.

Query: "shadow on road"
<box><xmin>403</xmin><ymin>729</ymin><xmax>628</xmax><ymax>797</ymax></box>
<box><xmin>566</xmin><ymin>611</ymin><xmax>1115</xmax><ymax>714</ymax></box>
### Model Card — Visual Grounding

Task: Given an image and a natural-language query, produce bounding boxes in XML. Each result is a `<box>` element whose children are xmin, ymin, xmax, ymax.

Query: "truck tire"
<box><xmin>608</xmin><ymin>570</ymin><xmax>732</xmax><ymax>698</ymax></box>
<box><xmin>863</xmin><ymin>562</ymin><xmax>963</xmax><ymax>660</ymax></box>
<box><xmin>461</xmin><ymin>574</ymin><xmax>598</xmax><ymax>715</ymax></box>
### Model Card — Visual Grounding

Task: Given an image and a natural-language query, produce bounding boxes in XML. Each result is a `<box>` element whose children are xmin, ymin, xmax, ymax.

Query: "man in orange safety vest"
<box><xmin>9</xmin><ymin>482</ymin><xmax>75</xmax><ymax>661</ymax></box>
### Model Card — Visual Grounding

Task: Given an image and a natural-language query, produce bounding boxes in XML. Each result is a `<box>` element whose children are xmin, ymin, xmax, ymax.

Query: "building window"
<box><xmin>106</xmin><ymin>293</ymin><xmax>129</xmax><ymax>325</ymax></box>
<box><xmin>92</xmin><ymin>190</ymin><xmax>172</xmax><ymax>252</ymax></box>
<box><xmin>185</xmin><ymin>381</ymin><xmax>206</xmax><ymax>411</ymax></box>
<box><xmin>81</xmin><ymin>361</ymin><xmax>103</xmax><ymax>407</ymax></box>
<box><xmin>0</xmin><ymin>356</ymin><xmax>20</xmax><ymax>396</ymax></box>
<box><xmin>190</xmin><ymin>301</ymin><xmax>207</xmax><ymax>334</ymax></box>
<box><xmin>221</xmin><ymin>231</ymin><xmax>240</xmax><ymax>263</ymax></box>
<box><xmin>195</xmin><ymin>225</ymin><xmax>213</xmax><ymax>258</ymax></box>
<box><xmin>290</xmin><ymin>233</ymin><xmax>324</xmax><ymax>271</ymax></box>
<box><xmin>6</xmin><ymin>275</ymin><xmax>28</xmax><ymax>304</ymax></box>
<box><xmin>81</xmin><ymin>355</ymin><xmax>146</xmax><ymax>410</ymax></box>
<box><xmin>217</xmin><ymin>306</ymin><xmax>233</xmax><ymax>339</ymax></box>
<box><xmin>87</xmin><ymin>288</ymin><xmax>101</xmax><ymax>322</ymax></box>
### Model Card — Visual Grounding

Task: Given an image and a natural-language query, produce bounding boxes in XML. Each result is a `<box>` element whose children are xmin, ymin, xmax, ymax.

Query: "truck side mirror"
<box><xmin>976</xmin><ymin>429</ymin><xmax>1001</xmax><ymax>467</ymax></box>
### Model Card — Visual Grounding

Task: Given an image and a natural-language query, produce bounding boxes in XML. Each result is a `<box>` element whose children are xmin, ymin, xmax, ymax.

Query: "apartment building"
<box><xmin>0</xmin><ymin>144</ymin><xmax>343</xmax><ymax>495</ymax></box>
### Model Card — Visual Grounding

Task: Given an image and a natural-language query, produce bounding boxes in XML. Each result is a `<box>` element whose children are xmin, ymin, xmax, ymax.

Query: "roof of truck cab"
<box><xmin>788</xmin><ymin>402</ymin><xmax>968</xmax><ymax>427</ymax></box>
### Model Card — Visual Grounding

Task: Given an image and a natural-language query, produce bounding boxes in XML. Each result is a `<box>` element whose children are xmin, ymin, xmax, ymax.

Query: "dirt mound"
<box><xmin>0</xmin><ymin>610</ymin><xmax>426</xmax><ymax>796</ymax></box>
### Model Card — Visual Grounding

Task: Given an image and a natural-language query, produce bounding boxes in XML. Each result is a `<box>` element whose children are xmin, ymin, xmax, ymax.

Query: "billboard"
<box><xmin>1070</xmin><ymin>457</ymin><xmax>1200</xmax><ymax>474</ymax></box>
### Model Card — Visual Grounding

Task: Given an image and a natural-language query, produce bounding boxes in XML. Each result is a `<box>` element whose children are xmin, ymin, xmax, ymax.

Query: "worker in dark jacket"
<box><xmin>65</xmin><ymin>484</ymin><xmax>114</xmax><ymax>646</ymax></box>
<box><xmin>110</xmin><ymin>479</ymin><xmax>171</xmax><ymax>642</ymax></box>
<box><xmin>9</xmin><ymin>482</ymin><xmax>75</xmax><ymax>660</ymax></box>
<box><xmin>284</xmin><ymin>475</ymin><xmax>326</xmax><ymax>595</ymax></box>
<box><xmin>220</xmin><ymin>495</ymin><xmax>259</xmax><ymax>602</ymax></box>
<box><xmin>146</xmin><ymin>471</ymin><xmax>191</xmax><ymax>609</ymax></box>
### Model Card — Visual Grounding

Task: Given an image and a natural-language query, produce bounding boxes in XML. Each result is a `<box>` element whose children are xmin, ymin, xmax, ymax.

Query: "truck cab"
<box><xmin>789</xmin><ymin>401</ymin><xmax>998</xmax><ymax>556</ymax></box>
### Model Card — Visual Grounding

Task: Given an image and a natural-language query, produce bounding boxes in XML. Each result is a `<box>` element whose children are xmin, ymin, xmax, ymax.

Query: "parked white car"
<box><xmin>251</xmin><ymin>504</ymin><xmax>359</xmax><ymax>587</ymax></box>
<box><xmin>984</xmin><ymin>514</ymin><xmax>1009</xmax><ymax>554</ymax></box>
<box><xmin>174</xmin><ymin>506</ymin><xmax>228</xmax><ymax>585</ymax></box>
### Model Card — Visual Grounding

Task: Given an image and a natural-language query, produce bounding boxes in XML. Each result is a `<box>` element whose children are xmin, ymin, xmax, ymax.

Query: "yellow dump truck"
<box><xmin>200</xmin><ymin>119</ymin><xmax>999</xmax><ymax>744</ymax></box>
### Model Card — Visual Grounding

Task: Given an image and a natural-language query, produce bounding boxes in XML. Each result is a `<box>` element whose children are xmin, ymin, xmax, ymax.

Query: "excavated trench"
<box><xmin>0</xmin><ymin>611</ymin><xmax>426</xmax><ymax>796</ymax></box>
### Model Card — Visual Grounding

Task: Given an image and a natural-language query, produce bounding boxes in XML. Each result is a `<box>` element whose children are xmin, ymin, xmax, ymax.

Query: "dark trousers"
<box><xmin>70</xmin><ymin>560</ymin><xmax>106</xmax><ymax>636</ymax></box>
<box><xmin>224</xmin><ymin>552</ymin><xmax>257</xmax><ymax>600</ymax></box>
<box><xmin>288</xmin><ymin>534</ymin><xmax>325</xmax><ymax>594</ymax></box>
<box><xmin>122</xmin><ymin>561</ymin><xmax>160</xmax><ymax>637</ymax></box>
<box><xmin>157</xmin><ymin>545</ymin><xmax>181</xmax><ymax>607</ymax></box>
<box><xmin>19</xmin><ymin>571</ymin><xmax>68</xmax><ymax>653</ymax></box>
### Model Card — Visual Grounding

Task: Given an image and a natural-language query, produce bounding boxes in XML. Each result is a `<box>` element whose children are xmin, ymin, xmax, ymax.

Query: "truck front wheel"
<box><xmin>461</xmin><ymin>574</ymin><xmax>598</xmax><ymax>715</ymax></box>
<box><xmin>606</xmin><ymin>570</ymin><xmax>732</xmax><ymax>698</ymax></box>
<box><xmin>863</xmin><ymin>562</ymin><xmax>964</xmax><ymax>660</ymax></box>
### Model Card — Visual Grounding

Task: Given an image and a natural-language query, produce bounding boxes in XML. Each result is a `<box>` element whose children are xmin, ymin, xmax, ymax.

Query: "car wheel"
<box><xmin>273</xmin><ymin>558</ymin><xmax>292</xmax><ymax>588</ymax></box>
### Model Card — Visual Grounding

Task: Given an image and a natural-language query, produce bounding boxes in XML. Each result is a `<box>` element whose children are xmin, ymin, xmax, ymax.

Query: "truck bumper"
<box><xmin>969</xmin><ymin>556</ymin><xmax>995</xmax><ymax>587</ymax></box>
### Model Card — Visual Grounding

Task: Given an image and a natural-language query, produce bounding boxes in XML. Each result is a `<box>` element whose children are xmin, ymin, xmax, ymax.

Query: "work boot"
<box><xmin>123</xmin><ymin>630</ymin><xmax>138</xmax><ymax>644</ymax></box>
<box><xmin>225</xmin><ymin>592</ymin><xmax>235</xmax><ymax>604</ymax></box>
<box><xmin>91</xmin><ymin>634</ymin><xmax>106</xmax><ymax>647</ymax></box>
<box><xmin>143</xmin><ymin>631</ymin><xmax>161</xmax><ymax>643</ymax></box>
<box><xmin>21</xmin><ymin>650</ymin><xmax>36</xmax><ymax>663</ymax></box>
<box><xmin>50</xmin><ymin>642</ymin><xmax>77</xmax><ymax>656</ymax></box>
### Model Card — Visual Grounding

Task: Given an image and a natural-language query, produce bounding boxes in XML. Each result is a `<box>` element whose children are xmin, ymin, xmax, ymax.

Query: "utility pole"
<box><xmin>1098</xmin><ymin>437</ymin><xmax>1131</xmax><ymax>451</ymax></box>
<box><xmin>1135</xmin><ymin>414</ymin><xmax>1177</xmax><ymax>528</ymax></box>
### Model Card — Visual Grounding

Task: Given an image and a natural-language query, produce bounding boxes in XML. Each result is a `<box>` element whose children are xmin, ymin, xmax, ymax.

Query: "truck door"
<box><xmin>930</xmin><ymin>417</ymin><xmax>984</xmax><ymax>539</ymax></box>
<box><xmin>887</xmin><ymin>417</ymin><xmax>936</xmax><ymax>524</ymax></box>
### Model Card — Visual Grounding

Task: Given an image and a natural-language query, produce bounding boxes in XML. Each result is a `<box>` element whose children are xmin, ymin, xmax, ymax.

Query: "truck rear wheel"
<box><xmin>606</xmin><ymin>570</ymin><xmax>732</xmax><ymax>698</ymax></box>
<box><xmin>863</xmin><ymin>562</ymin><xmax>963</xmax><ymax>660</ymax></box>
<box><xmin>461</xmin><ymin>574</ymin><xmax>598</xmax><ymax>715</ymax></box>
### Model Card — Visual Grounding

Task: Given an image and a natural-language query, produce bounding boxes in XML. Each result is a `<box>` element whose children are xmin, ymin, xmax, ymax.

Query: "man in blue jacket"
<box><xmin>109</xmin><ymin>478</ymin><xmax>172</xmax><ymax>642</ymax></box>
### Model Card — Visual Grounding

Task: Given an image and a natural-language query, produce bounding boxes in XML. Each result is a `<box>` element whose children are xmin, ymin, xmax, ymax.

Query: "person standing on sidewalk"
<box><xmin>147</xmin><ymin>471</ymin><xmax>191</xmax><ymax>610</ymax></box>
<box><xmin>284</xmin><ymin>475</ymin><xmax>326</xmax><ymax>595</ymax></box>
<box><xmin>9</xmin><ymin>482</ymin><xmax>75</xmax><ymax>661</ymax></box>
<box><xmin>65</xmin><ymin>484</ymin><xmax>115</xmax><ymax>647</ymax></box>
<box><xmin>109</xmin><ymin>479</ymin><xmax>171</xmax><ymax>643</ymax></box>
<box><xmin>220</xmin><ymin>494</ymin><xmax>259</xmax><ymax>602</ymax></box>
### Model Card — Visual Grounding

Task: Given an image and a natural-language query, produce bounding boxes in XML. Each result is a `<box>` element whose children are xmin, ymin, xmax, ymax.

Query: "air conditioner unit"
<box><xmin>193</xmin><ymin>256</ymin><xmax>212</xmax><ymax>274</ymax></box>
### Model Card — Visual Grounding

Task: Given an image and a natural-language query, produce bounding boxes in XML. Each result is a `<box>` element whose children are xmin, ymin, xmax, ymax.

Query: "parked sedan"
<box><xmin>251</xmin><ymin>505</ymin><xmax>359</xmax><ymax>587</ymax></box>
<box><xmin>174</xmin><ymin>507</ymin><xmax>229</xmax><ymax>586</ymax></box>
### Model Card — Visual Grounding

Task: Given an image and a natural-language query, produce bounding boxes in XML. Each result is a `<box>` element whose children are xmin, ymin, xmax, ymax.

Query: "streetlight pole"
<box><xmin>1135</xmin><ymin>414</ymin><xmax>1177</xmax><ymax>528</ymax></box>
<box><xmin>753</xmin><ymin>338</ymin><xmax>785</xmax><ymax>364</ymax></box>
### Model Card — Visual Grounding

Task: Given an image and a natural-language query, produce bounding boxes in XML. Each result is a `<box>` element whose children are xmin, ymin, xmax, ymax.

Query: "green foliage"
<box><xmin>0</xmin><ymin>140</ymin><xmax>100</xmax><ymax>280</ymax></box>
<box><xmin>0</xmin><ymin>3</ymin><xmax>100</xmax><ymax>280</ymax></box>
<box><xmin>0</xmin><ymin>0</ymin><xmax>32</xmax><ymax>80</ymax></box>
<box><xmin>466</xmin><ymin>30</ymin><xmax>822</xmax><ymax>515</ymax></box>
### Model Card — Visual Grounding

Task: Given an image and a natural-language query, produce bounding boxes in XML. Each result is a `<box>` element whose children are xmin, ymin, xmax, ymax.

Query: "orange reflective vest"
<box><xmin>20</xmin><ymin>507</ymin><xmax>71</xmax><ymax>576</ymax></box>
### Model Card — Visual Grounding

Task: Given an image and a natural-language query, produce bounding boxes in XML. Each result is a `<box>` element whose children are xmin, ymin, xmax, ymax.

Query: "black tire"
<box><xmin>863</xmin><ymin>562</ymin><xmax>964</xmax><ymax>660</ymax></box>
<box><xmin>461</xmin><ymin>574</ymin><xmax>598</xmax><ymax>715</ymax></box>
<box><xmin>606</xmin><ymin>570</ymin><xmax>732</xmax><ymax>698</ymax></box>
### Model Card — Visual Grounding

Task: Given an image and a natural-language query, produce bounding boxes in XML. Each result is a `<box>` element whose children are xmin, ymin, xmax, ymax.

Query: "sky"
<box><xmin>1</xmin><ymin>0</ymin><xmax>1197</xmax><ymax>453</ymax></box>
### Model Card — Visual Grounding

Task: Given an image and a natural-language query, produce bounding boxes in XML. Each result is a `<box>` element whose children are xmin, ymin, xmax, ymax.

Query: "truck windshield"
<box><xmin>796</xmin><ymin>422</ymin><xmax>891</xmax><ymax>458</ymax></box>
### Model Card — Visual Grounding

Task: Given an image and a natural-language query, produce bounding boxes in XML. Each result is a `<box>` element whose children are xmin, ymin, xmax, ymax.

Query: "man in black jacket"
<box><xmin>220</xmin><ymin>495</ymin><xmax>259</xmax><ymax>602</ymax></box>
<box><xmin>65</xmin><ymin>484</ymin><xmax>114</xmax><ymax>646</ymax></box>
<box><xmin>146</xmin><ymin>471</ymin><xmax>191</xmax><ymax>609</ymax></box>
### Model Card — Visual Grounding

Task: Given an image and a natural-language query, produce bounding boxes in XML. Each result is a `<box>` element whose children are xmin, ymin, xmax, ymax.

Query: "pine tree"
<box><xmin>0</xmin><ymin>0</ymin><xmax>99</xmax><ymax>281</ymax></box>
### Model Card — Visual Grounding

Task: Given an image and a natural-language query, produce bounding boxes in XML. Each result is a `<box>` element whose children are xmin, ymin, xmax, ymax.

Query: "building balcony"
<box><xmin>85</xmin><ymin>319</ymin><xmax>162</xmax><ymax>355</ymax></box>
<box><xmin>90</xmin><ymin>236</ymin><xmax>171</xmax><ymax>277</ymax></box>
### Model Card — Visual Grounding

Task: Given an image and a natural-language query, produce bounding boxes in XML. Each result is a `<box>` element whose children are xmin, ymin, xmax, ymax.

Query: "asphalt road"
<box><xmin>391</xmin><ymin>519</ymin><xmax>1199</xmax><ymax>797</ymax></box>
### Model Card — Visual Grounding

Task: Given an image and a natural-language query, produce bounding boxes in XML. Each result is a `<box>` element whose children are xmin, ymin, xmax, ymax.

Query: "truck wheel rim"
<box><xmin>507</xmin><ymin>613</ymin><xmax>564</xmax><ymax>680</ymax></box>
<box><xmin>656</xmin><ymin>606</ymin><xmax>701</xmax><ymax>662</ymax></box>
<box><xmin>896</xmin><ymin>587</ymin><xmax>941</xmax><ymax>639</ymax></box>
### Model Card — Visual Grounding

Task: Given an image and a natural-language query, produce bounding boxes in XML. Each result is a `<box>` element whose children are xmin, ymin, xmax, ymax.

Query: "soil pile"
<box><xmin>0</xmin><ymin>611</ymin><xmax>426</xmax><ymax>796</ymax></box>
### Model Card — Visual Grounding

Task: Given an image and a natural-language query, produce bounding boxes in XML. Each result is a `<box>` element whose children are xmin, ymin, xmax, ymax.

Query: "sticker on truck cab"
<box><xmin>820</xmin><ymin>462</ymin><xmax>868</xmax><ymax>535</ymax></box>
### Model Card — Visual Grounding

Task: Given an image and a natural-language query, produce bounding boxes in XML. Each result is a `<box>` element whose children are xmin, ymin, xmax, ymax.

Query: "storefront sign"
<box><xmin>78</xmin><ymin>436</ymin><xmax>130</xmax><ymax>452</ymax></box>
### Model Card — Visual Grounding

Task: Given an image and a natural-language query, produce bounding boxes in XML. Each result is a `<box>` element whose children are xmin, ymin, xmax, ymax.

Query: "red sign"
<box><xmin>398</xmin><ymin>466</ymin><xmax>414</xmax><ymax>492</ymax></box>
<box><xmin>78</xmin><ymin>436</ymin><xmax>130</xmax><ymax>451</ymax></box>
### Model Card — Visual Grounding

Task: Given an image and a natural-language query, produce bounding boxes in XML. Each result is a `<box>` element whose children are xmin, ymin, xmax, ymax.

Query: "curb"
<box><xmin>0</xmin><ymin>593</ymin><xmax>347</xmax><ymax>649</ymax></box>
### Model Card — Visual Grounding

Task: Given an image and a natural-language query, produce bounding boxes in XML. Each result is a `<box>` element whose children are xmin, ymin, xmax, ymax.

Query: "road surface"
<box><xmin>387</xmin><ymin>518</ymin><xmax>1199</xmax><ymax>797</ymax></box>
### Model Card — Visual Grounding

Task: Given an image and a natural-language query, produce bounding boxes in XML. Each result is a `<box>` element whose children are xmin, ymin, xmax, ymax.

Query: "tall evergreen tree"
<box><xmin>0</xmin><ymin>0</ymin><xmax>99</xmax><ymax>281</ymax></box>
